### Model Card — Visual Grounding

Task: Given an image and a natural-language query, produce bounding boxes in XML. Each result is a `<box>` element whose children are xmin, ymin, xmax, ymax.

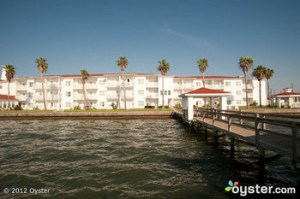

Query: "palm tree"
<box><xmin>116</xmin><ymin>56</ymin><xmax>128</xmax><ymax>110</ymax></box>
<box><xmin>239</xmin><ymin>57</ymin><xmax>254</xmax><ymax>108</ymax></box>
<box><xmin>80</xmin><ymin>69</ymin><xmax>90</xmax><ymax>110</ymax></box>
<box><xmin>252</xmin><ymin>65</ymin><xmax>266</xmax><ymax>107</ymax></box>
<box><xmin>197</xmin><ymin>58</ymin><xmax>209</xmax><ymax>88</ymax></box>
<box><xmin>4</xmin><ymin>64</ymin><xmax>16</xmax><ymax>101</ymax></box>
<box><xmin>264</xmin><ymin>68</ymin><xmax>274</xmax><ymax>104</ymax></box>
<box><xmin>157</xmin><ymin>59</ymin><xmax>170</xmax><ymax>110</ymax></box>
<box><xmin>36</xmin><ymin>57</ymin><xmax>48</xmax><ymax>110</ymax></box>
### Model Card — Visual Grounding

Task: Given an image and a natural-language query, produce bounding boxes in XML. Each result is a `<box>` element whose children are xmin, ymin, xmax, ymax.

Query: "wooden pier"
<box><xmin>174</xmin><ymin>109</ymin><xmax>300</xmax><ymax>167</ymax></box>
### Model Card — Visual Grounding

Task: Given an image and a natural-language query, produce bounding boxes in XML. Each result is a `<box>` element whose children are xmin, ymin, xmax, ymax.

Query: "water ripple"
<box><xmin>0</xmin><ymin>119</ymin><xmax>297</xmax><ymax>198</ymax></box>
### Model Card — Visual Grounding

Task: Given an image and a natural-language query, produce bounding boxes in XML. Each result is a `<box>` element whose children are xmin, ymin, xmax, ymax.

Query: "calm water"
<box><xmin>0</xmin><ymin>119</ymin><xmax>297</xmax><ymax>199</ymax></box>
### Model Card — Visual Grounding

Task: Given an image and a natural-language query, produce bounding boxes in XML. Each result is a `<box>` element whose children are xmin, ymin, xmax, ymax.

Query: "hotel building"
<box><xmin>0</xmin><ymin>67</ymin><xmax>267</xmax><ymax>110</ymax></box>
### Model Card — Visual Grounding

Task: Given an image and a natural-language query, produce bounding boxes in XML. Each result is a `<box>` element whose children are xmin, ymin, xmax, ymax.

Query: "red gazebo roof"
<box><xmin>180</xmin><ymin>87</ymin><xmax>231</xmax><ymax>97</ymax></box>
<box><xmin>273</xmin><ymin>92</ymin><xmax>300</xmax><ymax>97</ymax></box>
<box><xmin>0</xmin><ymin>94</ymin><xmax>17</xmax><ymax>100</ymax></box>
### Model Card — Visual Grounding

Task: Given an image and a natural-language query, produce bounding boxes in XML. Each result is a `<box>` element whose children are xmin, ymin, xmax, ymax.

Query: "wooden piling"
<box><xmin>230</xmin><ymin>136</ymin><xmax>235</xmax><ymax>159</ymax></box>
<box><xmin>214</xmin><ymin>129</ymin><xmax>219</xmax><ymax>146</ymax></box>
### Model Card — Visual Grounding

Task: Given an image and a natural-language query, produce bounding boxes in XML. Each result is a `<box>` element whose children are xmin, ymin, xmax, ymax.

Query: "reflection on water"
<box><xmin>0</xmin><ymin>119</ymin><xmax>297</xmax><ymax>199</ymax></box>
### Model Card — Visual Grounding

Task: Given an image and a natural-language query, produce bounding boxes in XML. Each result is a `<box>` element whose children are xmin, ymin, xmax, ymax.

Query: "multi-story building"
<box><xmin>0</xmin><ymin>67</ymin><xmax>267</xmax><ymax>110</ymax></box>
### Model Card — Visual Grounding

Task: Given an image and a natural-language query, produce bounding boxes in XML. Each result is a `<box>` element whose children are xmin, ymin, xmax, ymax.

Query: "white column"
<box><xmin>221</xmin><ymin>96</ymin><xmax>227</xmax><ymax>110</ymax></box>
<box><xmin>187</xmin><ymin>96</ymin><xmax>194</xmax><ymax>120</ymax></box>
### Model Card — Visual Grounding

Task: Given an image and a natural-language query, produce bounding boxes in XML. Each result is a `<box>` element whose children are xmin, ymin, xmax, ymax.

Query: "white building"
<box><xmin>0</xmin><ymin>68</ymin><xmax>267</xmax><ymax>110</ymax></box>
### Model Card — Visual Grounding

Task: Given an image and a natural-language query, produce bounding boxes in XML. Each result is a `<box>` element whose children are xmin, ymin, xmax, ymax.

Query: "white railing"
<box><xmin>146</xmin><ymin>93</ymin><xmax>158</xmax><ymax>98</ymax></box>
<box><xmin>146</xmin><ymin>82</ymin><xmax>158</xmax><ymax>87</ymax></box>
<box><xmin>16</xmin><ymin>85</ymin><xmax>27</xmax><ymax>90</ymax></box>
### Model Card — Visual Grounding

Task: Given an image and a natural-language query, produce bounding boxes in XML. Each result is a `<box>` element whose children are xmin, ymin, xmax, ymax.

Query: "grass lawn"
<box><xmin>0</xmin><ymin>108</ymin><xmax>173</xmax><ymax>113</ymax></box>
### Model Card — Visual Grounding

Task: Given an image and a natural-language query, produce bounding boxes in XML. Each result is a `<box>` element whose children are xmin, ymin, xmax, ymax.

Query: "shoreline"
<box><xmin>0</xmin><ymin>110</ymin><xmax>174</xmax><ymax>119</ymax></box>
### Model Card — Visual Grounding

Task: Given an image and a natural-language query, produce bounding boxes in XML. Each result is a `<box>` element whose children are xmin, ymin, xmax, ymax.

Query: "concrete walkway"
<box><xmin>0</xmin><ymin>111</ymin><xmax>174</xmax><ymax>119</ymax></box>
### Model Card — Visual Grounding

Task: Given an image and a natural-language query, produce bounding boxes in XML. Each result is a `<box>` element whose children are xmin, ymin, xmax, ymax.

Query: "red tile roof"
<box><xmin>273</xmin><ymin>92</ymin><xmax>300</xmax><ymax>97</ymax></box>
<box><xmin>174</xmin><ymin>75</ymin><xmax>242</xmax><ymax>79</ymax></box>
<box><xmin>0</xmin><ymin>94</ymin><xmax>17</xmax><ymax>100</ymax></box>
<box><xmin>184</xmin><ymin>87</ymin><xmax>231</xmax><ymax>95</ymax></box>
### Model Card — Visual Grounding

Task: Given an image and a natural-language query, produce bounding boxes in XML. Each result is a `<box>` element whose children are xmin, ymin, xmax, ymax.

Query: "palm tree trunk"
<box><xmin>162</xmin><ymin>75</ymin><xmax>165</xmax><ymax>110</ymax></box>
<box><xmin>244</xmin><ymin>73</ymin><xmax>249</xmax><ymax>108</ymax></box>
<box><xmin>41</xmin><ymin>73</ymin><xmax>47</xmax><ymax>110</ymax></box>
<box><xmin>122</xmin><ymin>71</ymin><xmax>127</xmax><ymax>110</ymax></box>
<box><xmin>7</xmin><ymin>82</ymin><xmax>10</xmax><ymax>108</ymax></box>
<box><xmin>202</xmin><ymin>72</ymin><xmax>207</xmax><ymax>107</ymax></box>
<box><xmin>267</xmin><ymin>79</ymin><xmax>270</xmax><ymax>105</ymax></box>
<box><xmin>202</xmin><ymin>73</ymin><xmax>205</xmax><ymax>88</ymax></box>
<box><xmin>83</xmin><ymin>81</ymin><xmax>87</xmax><ymax>110</ymax></box>
<box><xmin>259</xmin><ymin>80</ymin><xmax>262</xmax><ymax>107</ymax></box>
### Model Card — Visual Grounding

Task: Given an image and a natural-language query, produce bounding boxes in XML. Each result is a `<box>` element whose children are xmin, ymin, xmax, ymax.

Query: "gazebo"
<box><xmin>0</xmin><ymin>94</ymin><xmax>18</xmax><ymax>109</ymax></box>
<box><xmin>272</xmin><ymin>88</ymin><xmax>300</xmax><ymax>108</ymax></box>
<box><xmin>180</xmin><ymin>87</ymin><xmax>231</xmax><ymax>120</ymax></box>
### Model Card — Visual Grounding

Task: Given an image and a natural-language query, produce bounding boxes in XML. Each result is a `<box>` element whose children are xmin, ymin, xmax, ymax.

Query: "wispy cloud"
<box><xmin>164</xmin><ymin>24</ymin><xmax>216</xmax><ymax>52</ymax></box>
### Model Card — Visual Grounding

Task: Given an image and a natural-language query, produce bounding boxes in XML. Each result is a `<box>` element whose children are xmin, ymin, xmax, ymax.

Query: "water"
<box><xmin>0</xmin><ymin>119</ymin><xmax>298</xmax><ymax>199</ymax></box>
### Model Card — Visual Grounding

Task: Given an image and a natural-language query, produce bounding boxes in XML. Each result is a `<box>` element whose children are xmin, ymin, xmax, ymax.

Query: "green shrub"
<box><xmin>174</xmin><ymin>103</ymin><xmax>182</xmax><ymax>109</ymax></box>
<box><xmin>111</xmin><ymin>102</ymin><xmax>118</xmax><ymax>110</ymax></box>
<box><xmin>74</xmin><ymin>105</ymin><xmax>81</xmax><ymax>110</ymax></box>
<box><xmin>144</xmin><ymin>105</ymin><xmax>155</xmax><ymax>109</ymax></box>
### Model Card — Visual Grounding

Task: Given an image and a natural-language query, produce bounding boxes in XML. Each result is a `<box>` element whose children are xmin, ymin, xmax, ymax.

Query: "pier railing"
<box><xmin>194</xmin><ymin>108</ymin><xmax>300</xmax><ymax>161</ymax></box>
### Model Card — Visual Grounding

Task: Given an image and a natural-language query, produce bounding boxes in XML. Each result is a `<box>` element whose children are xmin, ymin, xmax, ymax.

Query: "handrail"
<box><xmin>195</xmin><ymin>108</ymin><xmax>300</xmax><ymax>160</ymax></box>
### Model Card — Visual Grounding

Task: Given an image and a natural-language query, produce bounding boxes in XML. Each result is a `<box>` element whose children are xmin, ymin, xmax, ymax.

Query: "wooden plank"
<box><xmin>195</xmin><ymin>117</ymin><xmax>300</xmax><ymax>161</ymax></box>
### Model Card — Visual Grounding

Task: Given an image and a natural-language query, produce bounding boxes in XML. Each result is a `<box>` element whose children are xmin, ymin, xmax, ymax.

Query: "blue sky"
<box><xmin>0</xmin><ymin>0</ymin><xmax>299</xmax><ymax>92</ymax></box>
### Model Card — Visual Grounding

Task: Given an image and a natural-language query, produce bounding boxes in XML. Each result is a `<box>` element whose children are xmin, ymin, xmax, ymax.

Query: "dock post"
<box><xmin>292</xmin><ymin>123</ymin><xmax>299</xmax><ymax>168</ymax></box>
<box><xmin>239</xmin><ymin>110</ymin><xmax>243</xmax><ymax>125</ymax></box>
<box><xmin>214</xmin><ymin>129</ymin><xmax>218</xmax><ymax>146</ymax></box>
<box><xmin>204</xmin><ymin>124</ymin><xmax>208</xmax><ymax>141</ymax></box>
<box><xmin>255</xmin><ymin>113</ymin><xmax>260</xmax><ymax>146</ymax></box>
<box><xmin>258</xmin><ymin>148</ymin><xmax>265</xmax><ymax>171</ymax></box>
<box><xmin>230</xmin><ymin>136</ymin><xmax>235</xmax><ymax>159</ymax></box>
<box><xmin>258</xmin><ymin>147</ymin><xmax>266</xmax><ymax>183</ymax></box>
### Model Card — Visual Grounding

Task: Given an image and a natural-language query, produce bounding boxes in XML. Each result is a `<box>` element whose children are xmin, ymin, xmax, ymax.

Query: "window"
<box><xmin>138</xmin><ymin>101</ymin><xmax>144</xmax><ymax>106</ymax></box>
<box><xmin>236</xmin><ymin>91</ymin><xmax>241</xmax><ymax>95</ymax></box>
<box><xmin>65</xmin><ymin>102</ymin><xmax>71</xmax><ymax>108</ymax></box>
<box><xmin>99</xmin><ymin>102</ymin><xmax>105</xmax><ymax>107</ymax></box>
<box><xmin>29</xmin><ymin>82</ymin><xmax>34</xmax><ymax>87</ymax></box>
<box><xmin>138</xmin><ymin>79</ymin><xmax>144</xmax><ymax>84</ymax></box>
<box><xmin>50</xmin><ymin>102</ymin><xmax>54</xmax><ymax>108</ymax></box>
<box><xmin>161</xmin><ymin>90</ymin><xmax>169</xmax><ymax>95</ymax></box>
<box><xmin>0</xmin><ymin>85</ymin><xmax>2</xmax><ymax>89</ymax></box>
<box><xmin>195</xmin><ymin>82</ymin><xmax>201</xmax><ymax>87</ymax></box>
<box><xmin>225</xmin><ymin>82</ymin><xmax>231</xmax><ymax>87</ymax></box>
<box><xmin>99</xmin><ymin>80</ymin><xmax>105</xmax><ymax>85</ymax></box>
<box><xmin>28</xmin><ymin>92</ymin><xmax>33</xmax><ymax>98</ymax></box>
<box><xmin>99</xmin><ymin>91</ymin><xmax>105</xmax><ymax>96</ymax></box>
<box><xmin>168</xmin><ymin>90</ymin><xmax>171</xmax><ymax>95</ymax></box>
<box><xmin>65</xmin><ymin>92</ymin><xmax>71</xmax><ymax>97</ymax></box>
<box><xmin>236</xmin><ymin>100</ymin><xmax>242</xmax><ymax>105</ymax></box>
<box><xmin>65</xmin><ymin>81</ymin><xmax>71</xmax><ymax>86</ymax></box>
<box><xmin>138</xmin><ymin>90</ymin><xmax>144</xmax><ymax>95</ymax></box>
<box><xmin>236</xmin><ymin>82</ymin><xmax>242</xmax><ymax>86</ymax></box>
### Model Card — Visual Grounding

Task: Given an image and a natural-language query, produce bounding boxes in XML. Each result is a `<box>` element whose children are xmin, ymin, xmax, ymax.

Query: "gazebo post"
<box><xmin>187</xmin><ymin>96</ymin><xmax>194</xmax><ymax>121</ymax></box>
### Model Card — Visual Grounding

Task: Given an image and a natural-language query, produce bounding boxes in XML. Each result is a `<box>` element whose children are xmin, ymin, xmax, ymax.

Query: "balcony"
<box><xmin>107</xmin><ymin>82</ymin><xmax>120</xmax><ymax>88</ymax></box>
<box><xmin>35</xmin><ymin>84</ymin><xmax>43</xmax><ymax>90</ymax></box>
<box><xmin>146</xmin><ymin>93</ymin><xmax>158</xmax><ymax>98</ymax></box>
<box><xmin>35</xmin><ymin>95</ymin><xmax>59</xmax><ymax>101</ymax></box>
<box><xmin>86</xmin><ymin>84</ymin><xmax>98</xmax><ymax>90</ymax></box>
<box><xmin>16</xmin><ymin>85</ymin><xmax>27</xmax><ymax>91</ymax></box>
<box><xmin>146</xmin><ymin>82</ymin><xmax>158</xmax><ymax>87</ymax></box>
<box><xmin>174</xmin><ymin>84</ymin><xmax>183</xmax><ymax>90</ymax></box>
<box><xmin>106</xmin><ymin>94</ymin><xmax>119</xmax><ymax>99</ymax></box>
<box><xmin>243</xmin><ymin>93</ymin><xmax>253</xmax><ymax>98</ymax></box>
<box><xmin>16</xmin><ymin>95</ymin><xmax>28</xmax><ymax>101</ymax></box>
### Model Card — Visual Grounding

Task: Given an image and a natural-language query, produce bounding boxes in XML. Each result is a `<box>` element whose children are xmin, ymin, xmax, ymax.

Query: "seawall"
<box><xmin>0</xmin><ymin>111</ymin><xmax>174</xmax><ymax>120</ymax></box>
